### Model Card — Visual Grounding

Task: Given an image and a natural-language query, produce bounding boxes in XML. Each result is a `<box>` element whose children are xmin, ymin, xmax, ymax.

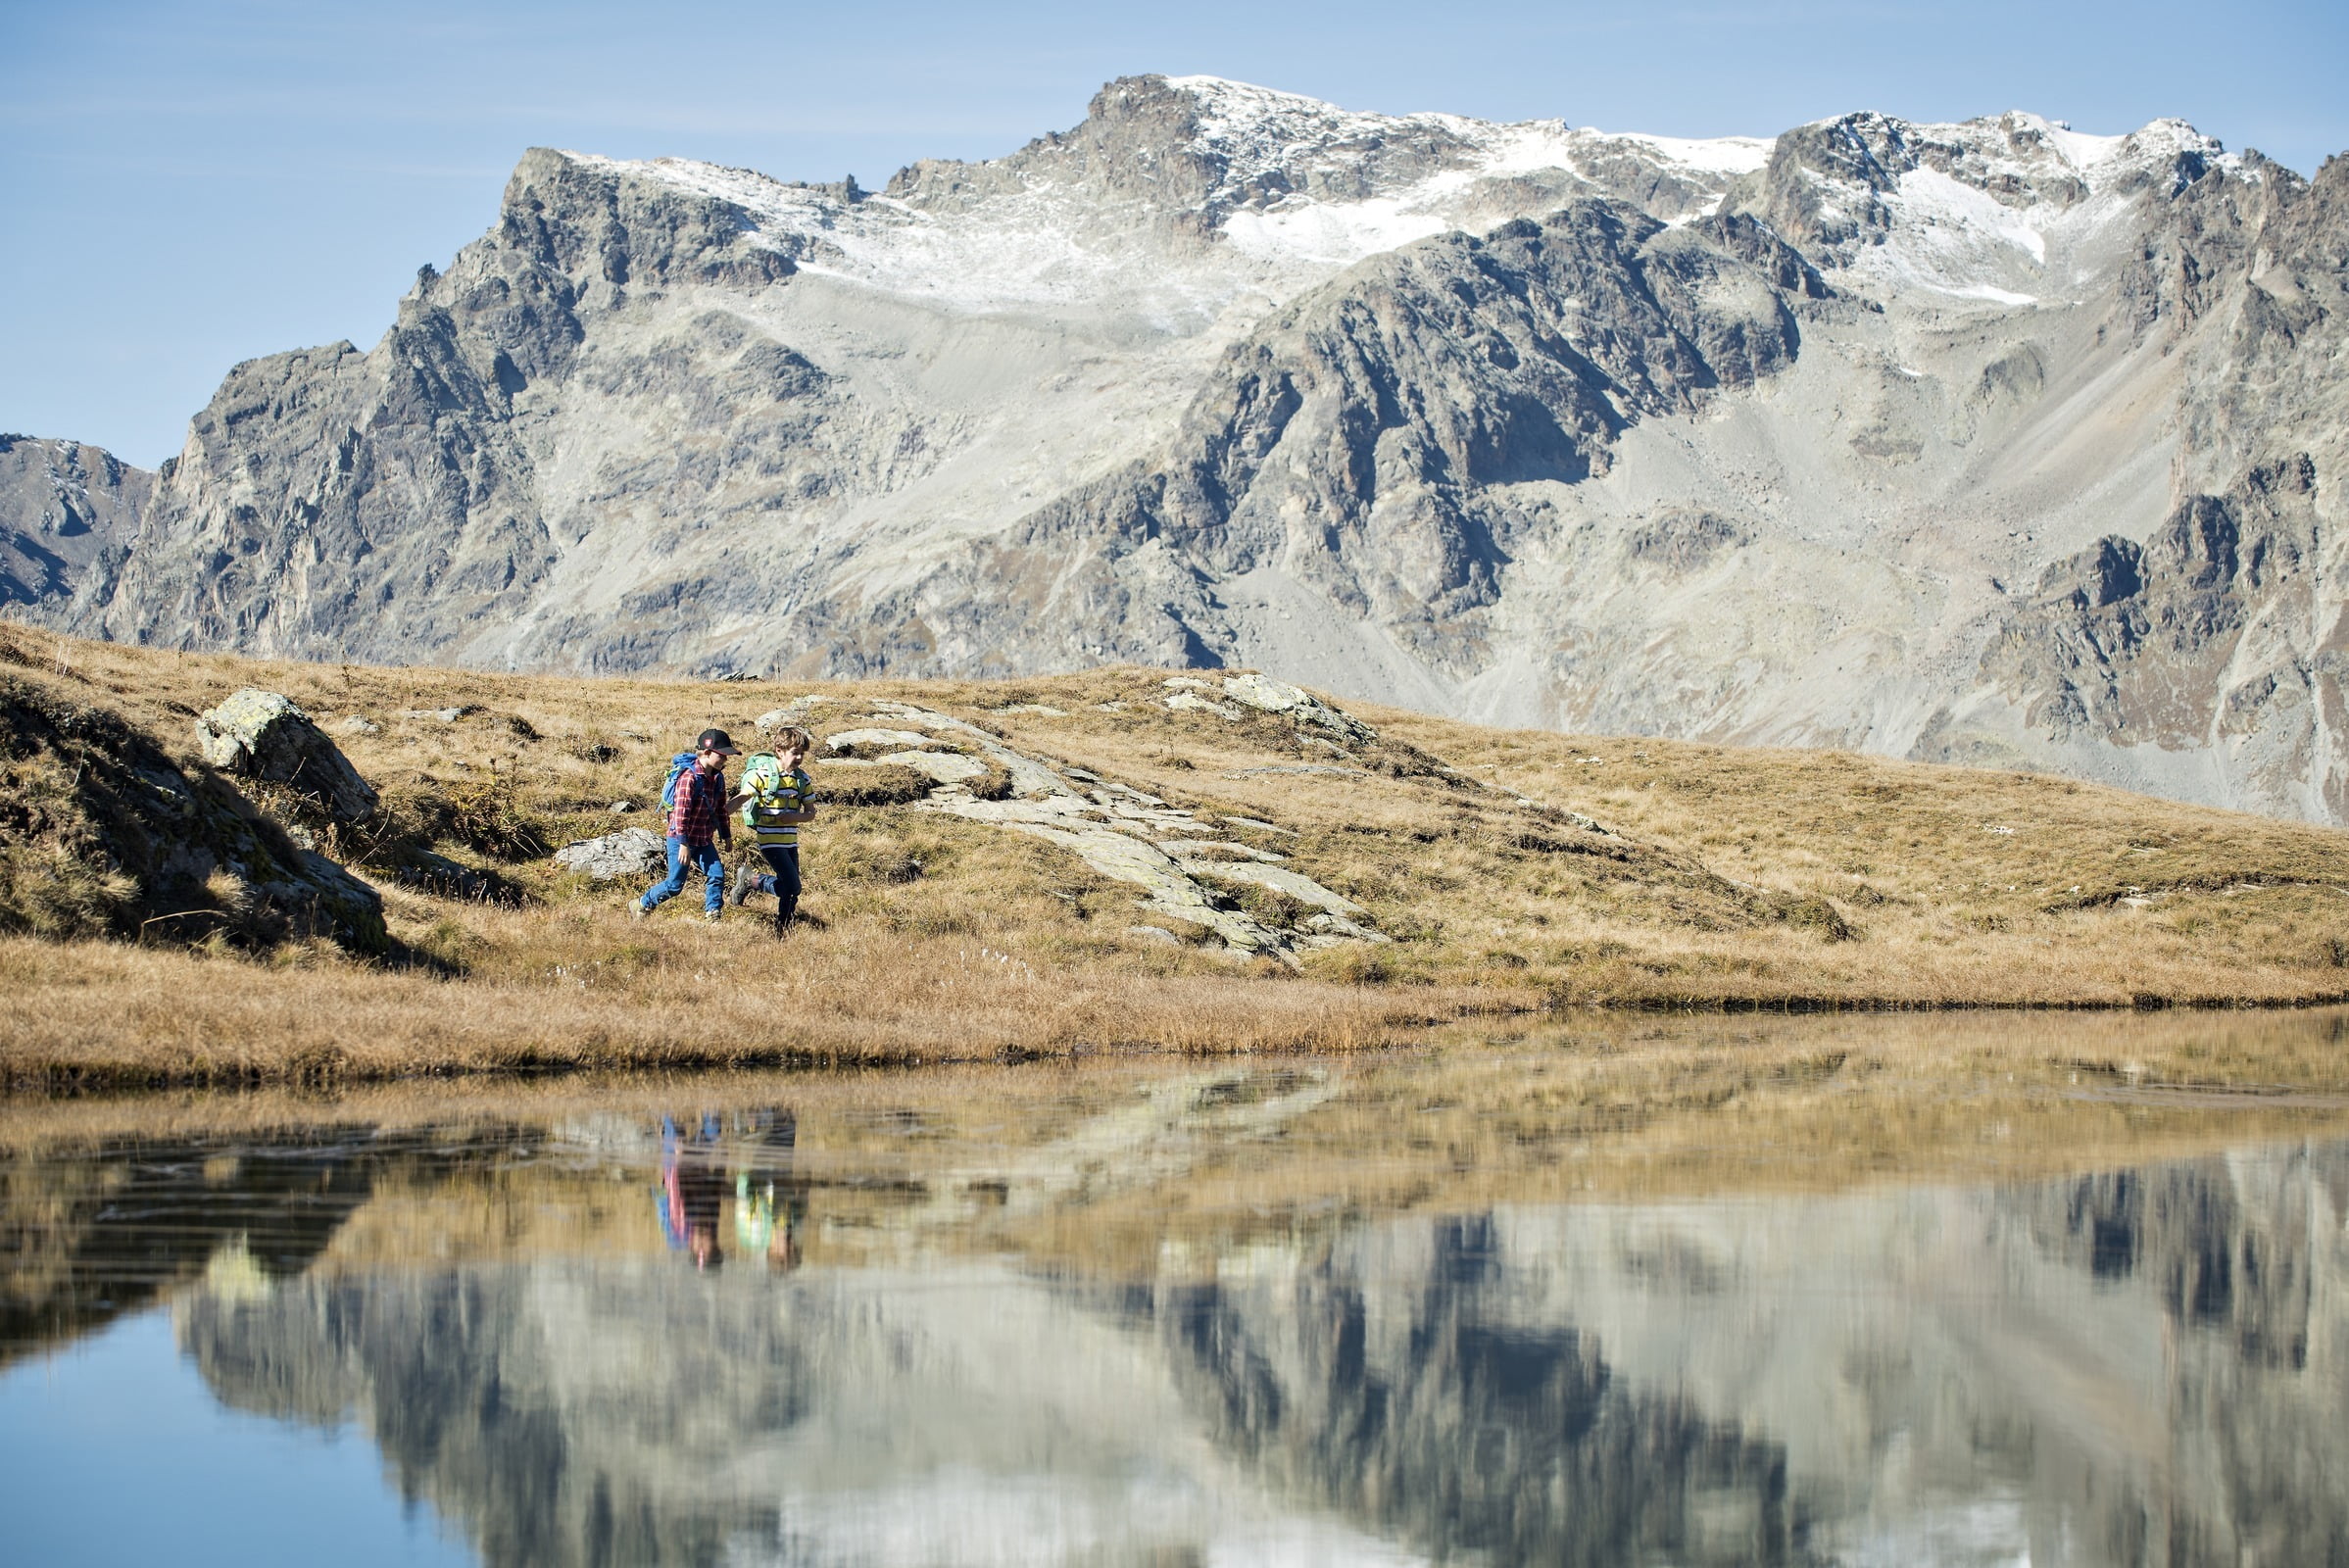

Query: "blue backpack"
<box><xmin>660</xmin><ymin>752</ymin><xmax>696</xmax><ymax>811</ymax></box>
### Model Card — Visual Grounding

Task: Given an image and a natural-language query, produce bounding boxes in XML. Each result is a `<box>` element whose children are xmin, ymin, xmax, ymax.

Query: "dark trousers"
<box><xmin>747</xmin><ymin>845</ymin><xmax>801</xmax><ymax>929</ymax></box>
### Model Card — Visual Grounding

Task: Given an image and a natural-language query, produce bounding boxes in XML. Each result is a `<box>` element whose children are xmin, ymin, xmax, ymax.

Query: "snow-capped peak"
<box><xmin>549</xmin><ymin>81</ymin><xmax>2239</xmax><ymax>322</ymax></box>
<box><xmin>1157</xmin><ymin>74</ymin><xmax>1769</xmax><ymax>207</ymax></box>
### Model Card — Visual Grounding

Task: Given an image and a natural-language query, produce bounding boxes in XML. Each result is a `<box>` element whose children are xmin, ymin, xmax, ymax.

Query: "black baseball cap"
<box><xmin>696</xmin><ymin>728</ymin><xmax>742</xmax><ymax>755</ymax></box>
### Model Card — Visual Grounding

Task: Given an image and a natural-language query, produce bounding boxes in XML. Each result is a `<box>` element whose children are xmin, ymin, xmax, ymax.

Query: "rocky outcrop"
<box><xmin>0</xmin><ymin>434</ymin><xmax>150</xmax><ymax>612</ymax></box>
<box><xmin>194</xmin><ymin>688</ymin><xmax>381</xmax><ymax>820</ymax></box>
<box><xmin>830</xmin><ymin>696</ymin><xmax>1385</xmax><ymax>958</ymax></box>
<box><xmin>60</xmin><ymin>147</ymin><xmax>798</xmax><ymax>666</ymax></box>
<box><xmin>0</xmin><ymin>671</ymin><xmax>384</xmax><ymax>950</ymax></box>
<box><xmin>552</xmin><ymin>826</ymin><xmax>666</xmax><ymax>881</ymax></box>
<box><xmin>1937</xmin><ymin>450</ymin><xmax>2341</xmax><ymax>818</ymax></box>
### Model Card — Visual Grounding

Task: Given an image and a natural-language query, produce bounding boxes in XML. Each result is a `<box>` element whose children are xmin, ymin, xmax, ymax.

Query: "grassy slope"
<box><xmin>4</xmin><ymin>625</ymin><xmax>2348</xmax><ymax>1087</ymax></box>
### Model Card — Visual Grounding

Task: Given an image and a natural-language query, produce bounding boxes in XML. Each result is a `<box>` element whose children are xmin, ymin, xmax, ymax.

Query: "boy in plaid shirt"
<box><xmin>634</xmin><ymin>728</ymin><xmax>739</xmax><ymax>920</ymax></box>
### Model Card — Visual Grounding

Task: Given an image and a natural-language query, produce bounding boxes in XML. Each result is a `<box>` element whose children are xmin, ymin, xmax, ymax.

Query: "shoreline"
<box><xmin>10</xmin><ymin>979</ymin><xmax>2349</xmax><ymax>1098</ymax></box>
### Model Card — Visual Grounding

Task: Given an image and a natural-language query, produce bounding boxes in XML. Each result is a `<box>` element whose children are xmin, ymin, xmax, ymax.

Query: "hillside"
<box><xmin>4</xmin><ymin>626</ymin><xmax>2348</xmax><ymax>1088</ymax></box>
<box><xmin>3</xmin><ymin>75</ymin><xmax>2343</xmax><ymax>822</ymax></box>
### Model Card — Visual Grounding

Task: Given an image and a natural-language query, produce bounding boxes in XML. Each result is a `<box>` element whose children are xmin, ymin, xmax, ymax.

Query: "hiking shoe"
<box><xmin>726</xmin><ymin>868</ymin><xmax>750</xmax><ymax>907</ymax></box>
<box><xmin>629</xmin><ymin>901</ymin><xmax>649</xmax><ymax>920</ymax></box>
<box><xmin>703</xmin><ymin>909</ymin><xmax>722</xmax><ymax>924</ymax></box>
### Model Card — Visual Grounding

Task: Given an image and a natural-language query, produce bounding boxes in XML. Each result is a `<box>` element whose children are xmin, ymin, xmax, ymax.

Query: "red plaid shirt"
<box><xmin>667</xmin><ymin>763</ymin><xmax>730</xmax><ymax>847</ymax></box>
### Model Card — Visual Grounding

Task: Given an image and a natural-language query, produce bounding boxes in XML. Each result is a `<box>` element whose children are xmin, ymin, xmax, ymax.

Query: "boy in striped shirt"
<box><xmin>726</xmin><ymin>727</ymin><xmax>816</xmax><ymax>934</ymax></box>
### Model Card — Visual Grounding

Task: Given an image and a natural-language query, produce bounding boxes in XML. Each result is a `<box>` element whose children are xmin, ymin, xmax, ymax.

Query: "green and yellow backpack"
<box><xmin>736</xmin><ymin>752</ymin><xmax>790</xmax><ymax>827</ymax></box>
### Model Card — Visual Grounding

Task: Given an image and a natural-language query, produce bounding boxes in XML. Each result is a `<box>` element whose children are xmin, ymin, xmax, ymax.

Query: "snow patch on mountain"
<box><xmin>1221</xmin><ymin>198</ymin><xmax>1454</xmax><ymax>268</ymax></box>
<box><xmin>569</xmin><ymin>78</ymin><xmax>1790</xmax><ymax>315</ymax></box>
<box><xmin>576</xmin><ymin>81</ymin><xmax>2232</xmax><ymax>332</ymax></box>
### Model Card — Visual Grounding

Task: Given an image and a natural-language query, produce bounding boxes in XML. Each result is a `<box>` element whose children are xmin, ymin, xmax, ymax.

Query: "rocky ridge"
<box><xmin>11</xmin><ymin>75</ymin><xmax>2346</xmax><ymax>820</ymax></box>
<box><xmin>0</xmin><ymin>435</ymin><xmax>149</xmax><ymax>612</ymax></box>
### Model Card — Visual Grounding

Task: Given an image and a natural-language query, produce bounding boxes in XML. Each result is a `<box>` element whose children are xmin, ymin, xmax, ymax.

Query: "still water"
<box><xmin>5</xmin><ymin>1018</ymin><xmax>2348</xmax><ymax>1567</ymax></box>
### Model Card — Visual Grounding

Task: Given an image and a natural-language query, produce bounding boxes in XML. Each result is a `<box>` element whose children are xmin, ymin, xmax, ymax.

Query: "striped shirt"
<box><xmin>745</xmin><ymin>767</ymin><xmax>813</xmax><ymax>849</ymax></box>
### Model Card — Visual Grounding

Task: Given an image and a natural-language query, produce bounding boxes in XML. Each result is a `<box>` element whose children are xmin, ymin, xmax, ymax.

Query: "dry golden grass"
<box><xmin>0</xmin><ymin>928</ymin><xmax>1491</xmax><ymax>1092</ymax></box>
<box><xmin>6</xmin><ymin>625</ymin><xmax>2349</xmax><ymax>1090</ymax></box>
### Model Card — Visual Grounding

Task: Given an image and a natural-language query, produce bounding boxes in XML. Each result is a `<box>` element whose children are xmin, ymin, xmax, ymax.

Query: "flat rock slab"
<box><xmin>195</xmin><ymin>688</ymin><xmax>380</xmax><ymax>822</ymax></box>
<box><xmin>882</xmin><ymin>750</ymin><xmax>989</xmax><ymax>784</ymax></box>
<box><xmin>555</xmin><ymin>827</ymin><xmax>668</xmax><ymax>881</ymax></box>
<box><xmin>1221</xmin><ymin>763</ymin><xmax>1366</xmax><ymax>780</ymax></box>
<box><xmin>938</xmin><ymin>804</ymin><xmax>1284</xmax><ymax>955</ymax></box>
<box><xmin>1166</xmin><ymin>692</ymin><xmax>1243</xmax><ymax>718</ymax></box>
<box><xmin>872</xmin><ymin>696</ymin><xmax>1385</xmax><ymax>957</ymax></box>
<box><xmin>1178</xmin><ymin>858</ymin><xmax>1366</xmax><ymax>915</ymax></box>
<box><xmin>868</xmin><ymin>702</ymin><xmax>1076</xmax><ymax>799</ymax></box>
<box><xmin>827</xmin><ymin>727</ymin><xmax>937</xmax><ymax>752</ymax></box>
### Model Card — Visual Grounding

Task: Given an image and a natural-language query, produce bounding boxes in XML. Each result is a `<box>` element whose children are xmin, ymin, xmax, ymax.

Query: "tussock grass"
<box><xmin>0</xmin><ymin>924</ymin><xmax>1492</xmax><ymax>1093</ymax></box>
<box><xmin>5</xmin><ymin>625</ymin><xmax>2349</xmax><ymax>1091</ymax></box>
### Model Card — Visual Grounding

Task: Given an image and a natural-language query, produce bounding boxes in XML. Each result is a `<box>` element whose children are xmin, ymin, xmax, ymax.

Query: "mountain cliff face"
<box><xmin>0</xmin><ymin>435</ymin><xmax>150</xmax><ymax>612</ymax></box>
<box><xmin>15</xmin><ymin>75</ymin><xmax>2346</xmax><ymax>819</ymax></box>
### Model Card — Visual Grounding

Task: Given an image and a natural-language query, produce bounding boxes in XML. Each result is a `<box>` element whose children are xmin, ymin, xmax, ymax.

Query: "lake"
<box><xmin>5</xmin><ymin>1010</ymin><xmax>2347</xmax><ymax>1566</ymax></box>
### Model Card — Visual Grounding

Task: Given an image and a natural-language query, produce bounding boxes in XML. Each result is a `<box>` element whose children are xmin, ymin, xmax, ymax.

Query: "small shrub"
<box><xmin>1778</xmin><ymin>895</ymin><xmax>1857</xmax><ymax>942</ymax></box>
<box><xmin>1310</xmin><ymin>945</ymin><xmax>1394</xmax><ymax>984</ymax></box>
<box><xmin>442</xmin><ymin>762</ymin><xmax>551</xmax><ymax>860</ymax></box>
<box><xmin>1382</xmin><ymin>912</ymin><xmax>1445</xmax><ymax>944</ymax></box>
<box><xmin>1234</xmin><ymin>884</ymin><xmax>1318</xmax><ymax>930</ymax></box>
<box><xmin>967</xmin><ymin>762</ymin><xmax>1015</xmax><ymax>802</ymax></box>
<box><xmin>815</xmin><ymin>764</ymin><xmax>938</xmax><ymax>808</ymax></box>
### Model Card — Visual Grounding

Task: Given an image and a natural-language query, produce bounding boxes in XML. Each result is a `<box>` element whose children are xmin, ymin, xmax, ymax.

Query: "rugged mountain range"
<box><xmin>9</xmin><ymin>75</ymin><xmax>2345</xmax><ymax>819</ymax></box>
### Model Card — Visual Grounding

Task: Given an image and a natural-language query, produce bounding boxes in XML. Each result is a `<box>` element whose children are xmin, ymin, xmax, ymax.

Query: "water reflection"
<box><xmin>4</xmin><ymin>1052</ymin><xmax>2349</xmax><ymax>1566</ymax></box>
<box><xmin>658</xmin><ymin>1109</ymin><xmax>803</xmax><ymax>1271</ymax></box>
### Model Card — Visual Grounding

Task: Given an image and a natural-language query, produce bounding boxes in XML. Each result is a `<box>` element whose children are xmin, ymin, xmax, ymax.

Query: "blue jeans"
<box><xmin>642</xmin><ymin>836</ymin><xmax>725</xmax><ymax>914</ymax></box>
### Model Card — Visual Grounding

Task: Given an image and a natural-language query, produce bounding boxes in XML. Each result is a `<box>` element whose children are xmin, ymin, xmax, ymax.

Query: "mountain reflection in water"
<box><xmin>4</xmin><ymin>1049</ymin><xmax>2348</xmax><ymax>1567</ymax></box>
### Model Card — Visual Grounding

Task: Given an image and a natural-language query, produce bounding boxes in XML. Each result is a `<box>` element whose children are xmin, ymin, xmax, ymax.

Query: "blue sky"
<box><xmin>4</xmin><ymin>0</ymin><xmax>2343</xmax><ymax>467</ymax></box>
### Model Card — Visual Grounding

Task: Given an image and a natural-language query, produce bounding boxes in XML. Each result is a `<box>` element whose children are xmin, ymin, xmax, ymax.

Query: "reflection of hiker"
<box><xmin>733</xmin><ymin>1108</ymin><xmax>806</xmax><ymax>1271</ymax></box>
<box><xmin>726</xmin><ymin>727</ymin><xmax>816</xmax><ymax>935</ymax></box>
<box><xmin>657</xmin><ymin>1112</ymin><xmax>728</xmax><ymax>1270</ymax></box>
<box><xmin>634</xmin><ymin>729</ymin><xmax>740</xmax><ymax>921</ymax></box>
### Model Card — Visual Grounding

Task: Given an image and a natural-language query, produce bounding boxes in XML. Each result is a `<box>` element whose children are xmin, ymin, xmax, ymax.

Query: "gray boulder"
<box><xmin>1221</xmin><ymin>674</ymin><xmax>1378</xmax><ymax>748</ymax></box>
<box><xmin>195</xmin><ymin>689</ymin><xmax>380</xmax><ymax>821</ymax></box>
<box><xmin>554</xmin><ymin>827</ymin><xmax>667</xmax><ymax>881</ymax></box>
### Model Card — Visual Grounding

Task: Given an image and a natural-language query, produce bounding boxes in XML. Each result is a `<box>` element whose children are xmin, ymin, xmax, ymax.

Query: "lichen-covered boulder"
<box><xmin>554</xmin><ymin>827</ymin><xmax>667</xmax><ymax>881</ymax></box>
<box><xmin>1220</xmin><ymin>673</ymin><xmax>1379</xmax><ymax>747</ymax></box>
<box><xmin>195</xmin><ymin>689</ymin><xmax>380</xmax><ymax>822</ymax></box>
